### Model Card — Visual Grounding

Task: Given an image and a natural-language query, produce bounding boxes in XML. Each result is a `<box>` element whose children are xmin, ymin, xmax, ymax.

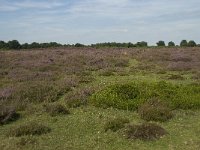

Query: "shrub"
<box><xmin>66</xmin><ymin>87</ymin><xmax>95</xmax><ymax>108</ymax></box>
<box><xmin>138</xmin><ymin>99</ymin><xmax>174</xmax><ymax>122</ymax></box>
<box><xmin>126</xmin><ymin>123</ymin><xmax>168</xmax><ymax>140</ymax></box>
<box><xmin>0</xmin><ymin>106</ymin><xmax>20</xmax><ymax>125</ymax></box>
<box><xmin>104</xmin><ymin>118</ymin><xmax>130</xmax><ymax>132</ymax></box>
<box><xmin>90</xmin><ymin>81</ymin><xmax>200</xmax><ymax>110</ymax></box>
<box><xmin>11</xmin><ymin>81</ymin><xmax>71</xmax><ymax>105</ymax></box>
<box><xmin>90</xmin><ymin>83</ymin><xmax>145</xmax><ymax>110</ymax></box>
<box><xmin>7</xmin><ymin>122</ymin><xmax>51</xmax><ymax>137</ymax></box>
<box><xmin>43</xmin><ymin>103</ymin><xmax>70</xmax><ymax>116</ymax></box>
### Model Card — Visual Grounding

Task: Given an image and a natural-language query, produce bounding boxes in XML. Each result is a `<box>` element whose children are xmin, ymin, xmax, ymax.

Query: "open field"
<box><xmin>0</xmin><ymin>47</ymin><xmax>200</xmax><ymax>150</ymax></box>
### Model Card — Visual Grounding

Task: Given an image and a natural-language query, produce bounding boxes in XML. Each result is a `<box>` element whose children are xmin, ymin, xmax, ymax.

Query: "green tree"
<box><xmin>157</xmin><ymin>41</ymin><xmax>165</xmax><ymax>46</ymax></box>
<box><xmin>136</xmin><ymin>41</ymin><xmax>148</xmax><ymax>47</ymax></box>
<box><xmin>180</xmin><ymin>40</ymin><xmax>188</xmax><ymax>47</ymax></box>
<box><xmin>0</xmin><ymin>41</ymin><xmax>7</xmax><ymax>49</ymax></box>
<box><xmin>7</xmin><ymin>40</ymin><xmax>21</xmax><ymax>49</ymax></box>
<box><xmin>168</xmin><ymin>41</ymin><xmax>175</xmax><ymax>47</ymax></box>
<box><xmin>188</xmin><ymin>40</ymin><xmax>196</xmax><ymax>47</ymax></box>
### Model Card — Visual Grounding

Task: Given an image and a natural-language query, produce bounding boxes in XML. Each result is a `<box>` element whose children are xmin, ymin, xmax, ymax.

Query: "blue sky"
<box><xmin>0</xmin><ymin>0</ymin><xmax>200</xmax><ymax>45</ymax></box>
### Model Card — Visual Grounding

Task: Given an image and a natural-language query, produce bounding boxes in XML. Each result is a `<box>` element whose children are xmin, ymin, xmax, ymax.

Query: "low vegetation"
<box><xmin>90</xmin><ymin>81</ymin><xmax>200</xmax><ymax>110</ymax></box>
<box><xmin>104</xmin><ymin>118</ymin><xmax>130</xmax><ymax>132</ymax></box>
<box><xmin>7</xmin><ymin>122</ymin><xmax>51</xmax><ymax>137</ymax></box>
<box><xmin>0</xmin><ymin>106</ymin><xmax>20</xmax><ymax>125</ymax></box>
<box><xmin>43</xmin><ymin>103</ymin><xmax>70</xmax><ymax>116</ymax></box>
<box><xmin>126</xmin><ymin>123</ymin><xmax>168</xmax><ymax>141</ymax></box>
<box><xmin>138</xmin><ymin>99</ymin><xmax>174</xmax><ymax>122</ymax></box>
<box><xmin>0</xmin><ymin>47</ymin><xmax>200</xmax><ymax>149</ymax></box>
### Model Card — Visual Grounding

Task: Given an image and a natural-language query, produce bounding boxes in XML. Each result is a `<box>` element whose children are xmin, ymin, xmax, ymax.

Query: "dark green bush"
<box><xmin>7</xmin><ymin>122</ymin><xmax>51</xmax><ymax>137</ymax></box>
<box><xmin>126</xmin><ymin>123</ymin><xmax>168</xmax><ymax>140</ymax></box>
<box><xmin>104</xmin><ymin>118</ymin><xmax>129</xmax><ymax>132</ymax></box>
<box><xmin>138</xmin><ymin>99</ymin><xmax>173</xmax><ymax>122</ymax></box>
<box><xmin>43</xmin><ymin>103</ymin><xmax>70</xmax><ymax>116</ymax></box>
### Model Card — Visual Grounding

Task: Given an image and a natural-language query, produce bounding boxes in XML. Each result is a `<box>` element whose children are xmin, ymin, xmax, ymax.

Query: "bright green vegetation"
<box><xmin>0</xmin><ymin>47</ymin><xmax>200</xmax><ymax>149</ymax></box>
<box><xmin>90</xmin><ymin>81</ymin><xmax>200</xmax><ymax>110</ymax></box>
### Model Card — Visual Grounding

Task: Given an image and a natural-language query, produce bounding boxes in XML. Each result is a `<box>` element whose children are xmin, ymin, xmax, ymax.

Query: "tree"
<box><xmin>75</xmin><ymin>43</ymin><xmax>85</xmax><ymax>47</ymax></box>
<box><xmin>157</xmin><ymin>41</ymin><xmax>165</xmax><ymax>46</ymax></box>
<box><xmin>168</xmin><ymin>41</ymin><xmax>175</xmax><ymax>47</ymax></box>
<box><xmin>30</xmin><ymin>42</ymin><xmax>41</xmax><ymax>48</ymax></box>
<box><xmin>136</xmin><ymin>41</ymin><xmax>148</xmax><ymax>47</ymax></box>
<box><xmin>7</xmin><ymin>40</ymin><xmax>21</xmax><ymax>49</ymax></box>
<box><xmin>188</xmin><ymin>40</ymin><xmax>196</xmax><ymax>47</ymax></box>
<box><xmin>21</xmin><ymin>43</ymin><xmax>29</xmax><ymax>49</ymax></box>
<box><xmin>0</xmin><ymin>41</ymin><xmax>7</xmax><ymax>49</ymax></box>
<box><xmin>180</xmin><ymin>40</ymin><xmax>188</xmax><ymax>47</ymax></box>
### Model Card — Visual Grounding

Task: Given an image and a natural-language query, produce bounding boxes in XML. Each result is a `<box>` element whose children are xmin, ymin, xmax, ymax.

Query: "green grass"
<box><xmin>0</xmin><ymin>107</ymin><xmax>200</xmax><ymax>150</ymax></box>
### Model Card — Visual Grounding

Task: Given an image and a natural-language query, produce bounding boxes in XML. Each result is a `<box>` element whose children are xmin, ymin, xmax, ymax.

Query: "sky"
<box><xmin>0</xmin><ymin>0</ymin><xmax>200</xmax><ymax>45</ymax></box>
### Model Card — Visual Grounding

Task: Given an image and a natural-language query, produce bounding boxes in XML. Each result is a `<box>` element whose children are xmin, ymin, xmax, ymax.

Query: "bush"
<box><xmin>66</xmin><ymin>88</ymin><xmax>95</xmax><ymax>108</ymax></box>
<box><xmin>90</xmin><ymin>83</ymin><xmax>144</xmax><ymax>110</ymax></box>
<box><xmin>138</xmin><ymin>99</ymin><xmax>174</xmax><ymax>122</ymax></box>
<box><xmin>7</xmin><ymin>122</ymin><xmax>51</xmax><ymax>137</ymax></box>
<box><xmin>0</xmin><ymin>106</ymin><xmax>20</xmax><ymax>125</ymax></box>
<box><xmin>126</xmin><ymin>123</ymin><xmax>168</xmax><ymax>140</ymax></box>
<box><xmin>90</xmin><ymin>81</ymin><xmax>200</xmax><ymax>110</ymax></box>
<box><xmin>104</xmin><ymin>118</ymin><xmax>129</xmax><ymax>132</ymax></box>
<box><xmin>43</xmin><ymin>103</ymin><xmax>70</xmax><ymax>116</ymax></box>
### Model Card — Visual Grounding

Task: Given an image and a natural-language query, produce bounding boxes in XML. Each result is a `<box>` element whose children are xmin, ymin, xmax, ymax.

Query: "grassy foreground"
<box><xmin>0</xmin><ymin>107</ymin><xmax>200</xmax><ymax>150</ymax></box>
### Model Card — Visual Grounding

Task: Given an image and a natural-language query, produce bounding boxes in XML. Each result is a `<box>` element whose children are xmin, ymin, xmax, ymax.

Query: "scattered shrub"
<box><xmin>138</xmin><ymin>99</ymin><xmax>174</xmax><ymax>122</ymax></box>
<box><xmin>7</xmin><ymin>122</ymin><xmax>51</xmax><ymax>137</ymax></box>
<box><xmin>126</xmin><ymin>123</ymin><xmax>168</xmax><ymax>140</ymax></box>
<box><xmin>0</xmin><ymin>106</ymin><xmax>20</xmax><ymax>125</ymax></box>
<box><xmin>104</xmin><ymin>118</ymin><xmax>130</xmax><ymax>132</ymax></box>
<box><xmin>43</xmin><ymin>103</ymin><xmax>70</xmax><ymax>116</ymax></box>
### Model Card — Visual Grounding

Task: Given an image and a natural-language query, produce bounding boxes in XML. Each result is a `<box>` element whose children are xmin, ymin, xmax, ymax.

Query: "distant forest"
<box><xmin>0</xmin><ymin>40</ymin><xmax>199</xmax><ymax>50</ymax></box>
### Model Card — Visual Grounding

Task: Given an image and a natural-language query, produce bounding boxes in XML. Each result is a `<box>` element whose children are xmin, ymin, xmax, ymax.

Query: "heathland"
<box><xmin>0</xmin><ymin>47</ymin><xmax>200</xmax><ymax>150</ymax></box>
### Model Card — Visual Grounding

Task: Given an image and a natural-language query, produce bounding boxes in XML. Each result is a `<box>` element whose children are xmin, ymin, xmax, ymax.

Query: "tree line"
<box><xmin>0</xmin><ymin>40</ymin><xmax>199</xmax><ymax>50</ymax></box>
